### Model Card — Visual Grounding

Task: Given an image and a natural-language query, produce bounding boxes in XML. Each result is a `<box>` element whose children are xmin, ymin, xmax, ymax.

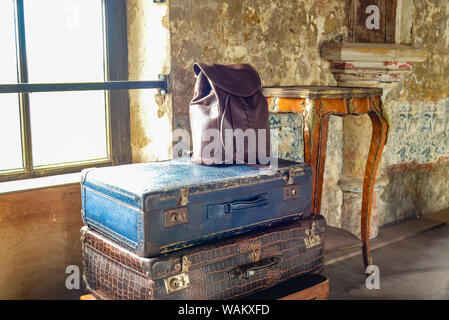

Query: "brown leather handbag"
<box><xmin>189</xmin><ymin>63</ymin><xmax>271</xmax><ymax>165</ymax></box>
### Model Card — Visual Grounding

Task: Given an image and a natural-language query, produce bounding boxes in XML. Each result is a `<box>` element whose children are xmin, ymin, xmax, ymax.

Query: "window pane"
<box><xmin>30</xmin><ymin>91</ymin><xmax>108</xmax><ymax>166</ymax></box>
<box><xmin>23</xmin><ymin>0</ymin><xmax>108</xmax><ymax>167</ymax></box>
<box><xmin>0</xmin><ymin>0</ymin><xmax>18</xmax><ymax>84</ymax></box>
<box><xmin>0</xmin><ymin>1</ymin><xmax>23</xmax><ymax>171</ymax></box>
<box><xmin>0</xmin><ymin>95</ymin><xmax>23</xmax><ymax>171</ymax></box>
<box><xmin>24</xmin><ymin>0</ymin><xmax>104</xmax><ymax>83</ymax></box>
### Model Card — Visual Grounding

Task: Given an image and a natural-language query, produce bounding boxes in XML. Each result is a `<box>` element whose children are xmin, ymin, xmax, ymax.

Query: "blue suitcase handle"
<box><xmin>207</xmin><ymin>194</ymin><xmax>269</xmax><ymax>219</ymax></box>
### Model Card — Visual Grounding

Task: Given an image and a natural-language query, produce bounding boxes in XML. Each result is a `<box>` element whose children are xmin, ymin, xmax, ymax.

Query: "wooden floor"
<box><xmin>323</xmin><ymin>210</ymin><xmax>449</xmax><ymax>300</ymax></box>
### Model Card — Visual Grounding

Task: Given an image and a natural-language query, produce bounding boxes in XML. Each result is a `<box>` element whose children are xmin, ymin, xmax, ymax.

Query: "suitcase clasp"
<box><xmin>164</xmin><ymin>256</ymin><xmax>190</xmax><ymax>294</ymax></box>
<box><xmin>164</xmin><ymin>207</ymin><xmax>188</xmax><ymax>227</ymax></box>
<box><xmin>164</xmin><ymin>273</ymin><xmax>190</xmax><ymax>294</ymax></box>
<box><xmin>283</xmin><ymin>168</ymin><xmax>296</xmax><ymax>185</ymax></box>
<box><xmin>283</xmin><ymin>184</ymin><xmax>300</xmax><ymax>200</ymax></box>
<box><xmin>304</xmin><ymin>221</ymin><xmax>321</xmax><ymax>248</ymax></box>
<box><xmin>179</xmin><ymin>188</ymin><xmax>190</xmax><ymax>206</ymax></box>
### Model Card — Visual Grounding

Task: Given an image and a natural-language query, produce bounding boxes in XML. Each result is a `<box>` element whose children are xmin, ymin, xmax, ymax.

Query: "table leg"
<box><xmin>303</xmin><ymin>113</ymin><xmax>311</xmax><ymax>164</ymax></box>
<box><xmin>309</xmin><ymin>115</ymin><xmax>330</xmax><ymax>215</ymax></box>
<box><xmin>361</xmin><ymin>111</ymin><xmax>389</xmax><ymax>268</ymax></box>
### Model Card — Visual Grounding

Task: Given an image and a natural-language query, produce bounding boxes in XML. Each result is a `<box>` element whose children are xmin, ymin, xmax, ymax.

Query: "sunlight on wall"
<box><xmin>128</xmin><ymin>0</ymin><xmax>172</xmax><ymax>163</ymax></box>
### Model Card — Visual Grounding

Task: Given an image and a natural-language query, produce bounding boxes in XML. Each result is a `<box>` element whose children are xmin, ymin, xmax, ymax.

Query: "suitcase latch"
<box><xmin>164</xmin><ymin>256</ymin><xmax>190</xmax><ymax>294</ymax></box>
<box><xmin>164</xmin><ymin>207</ymin><xmax>188</xmax><ymax>227</ymax></box>
<box><xmin>283</xmin><ymin>184</ymin><xmax>300</xmax><ymax>200</ymax></box>
<box><xmin>304</xmin><ymin>221</ymin><xmax>321</xmax><ymax>248</ymax></box>
<box><xmin>179</xmin><ymin>188</ymin><xmax>190</xmax><ymax>206</ymax></box>
<box><xmin>283</xmin><ymin>168</ymin><xmax>296</xmax><ymax>185</ymax></box>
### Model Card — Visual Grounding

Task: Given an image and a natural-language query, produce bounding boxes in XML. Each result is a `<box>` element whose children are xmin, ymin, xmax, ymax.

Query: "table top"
<box><xmin>262</xmin><ymin>86</ymin><xmax>383</xmax><ymax>99</ymax></box>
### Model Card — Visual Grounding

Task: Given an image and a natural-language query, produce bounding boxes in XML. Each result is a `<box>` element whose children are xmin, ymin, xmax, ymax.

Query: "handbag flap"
<box><xmin>193</xmin><ymin>62</ymin><xmax>261</xmax><ymax>97</ymax></box>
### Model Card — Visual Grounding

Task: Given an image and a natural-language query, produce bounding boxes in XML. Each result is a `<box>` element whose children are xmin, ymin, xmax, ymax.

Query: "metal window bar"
<box><xmin>0</xmin><ymin>79</ymin><xmax>169</xmax><ymax>94</ymax></box>
<box><xmin>0</xmin><ymin>0</ymin><xmax>168</xmax><ymax>182</ymax></box>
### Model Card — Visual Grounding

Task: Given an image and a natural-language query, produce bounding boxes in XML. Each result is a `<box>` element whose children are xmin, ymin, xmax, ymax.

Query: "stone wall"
<box><xmin>379</xmin><ymin>0</ymin><xmax>449</xmax><ymax>223</ymax></box>
<box><xmin>169</xmin><ymin>0</ymin><xmax>349</xmax><ymax>118</ymax></box>
<box><xmin>388</xmin><ymin>1</ymin><xmax>449</xmax><ymax>102</ymax></box>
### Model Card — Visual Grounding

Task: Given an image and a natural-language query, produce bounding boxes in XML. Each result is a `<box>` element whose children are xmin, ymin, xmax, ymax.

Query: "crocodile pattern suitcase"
<box><xmin>81</xmin><ymin>215</ymin><xmax>325</xmax><ymax>300</ymax></box>
<box><xmin>81</xmin><ymin>158</ymin><xmax>313</xmax><ymax>257</ymax></box>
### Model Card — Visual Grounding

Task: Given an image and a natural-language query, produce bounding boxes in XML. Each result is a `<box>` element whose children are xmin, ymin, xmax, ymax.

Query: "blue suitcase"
<box><xmin>81</xmin><ymin>158</ymin><xmax>312</xmax><ymax>257</ymax></box>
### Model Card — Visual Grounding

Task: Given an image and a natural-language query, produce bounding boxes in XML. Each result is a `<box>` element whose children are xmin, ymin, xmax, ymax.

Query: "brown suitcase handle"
<box><xmin>229</xmin><ymin>256</ymin><xmax>280</xmax><ymax>280</ymax></box>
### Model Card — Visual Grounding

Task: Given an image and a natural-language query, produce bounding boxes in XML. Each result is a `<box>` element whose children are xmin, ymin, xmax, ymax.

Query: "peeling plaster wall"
<box><xmin>379</xmin><ymin>0</ymin><xmax>449</xmax><ymax>222</ymax></box>
<box><xmin>380</xmin><ymin>98</ymin><xmax>449</xmax><ymax>222</ymax></box>
<box><xmin>383</xmin><ymin>158</ymin><xmax>449</xmax><ymax>225</ymax></box>
<box><xmin>389</xmin><ymin>1</ymin><xmax>449</xmax><ymax>102</ymax></box>
<box><xmin>170</xmin><ymin>0</ymin><xmax>349</xmax><ymax>117</ymax></box>
<box><xmin>127</xmin><ymin>0</ymin><xmax>172</xmax><ymax>163</ymax></box>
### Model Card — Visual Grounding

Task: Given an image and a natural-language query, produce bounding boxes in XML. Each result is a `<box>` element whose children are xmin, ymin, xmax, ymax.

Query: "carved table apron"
<box><xmin>262</xmin><ymin>86</ymin><xmax>389</xmax><ymax>268</ymax></box>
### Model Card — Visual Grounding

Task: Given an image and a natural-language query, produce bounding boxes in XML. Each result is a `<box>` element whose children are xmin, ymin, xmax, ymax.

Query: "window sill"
<box><xmin>0</xmin><ymin>172</ymin><xmax>81</xmax><ymax>195</ymax></box>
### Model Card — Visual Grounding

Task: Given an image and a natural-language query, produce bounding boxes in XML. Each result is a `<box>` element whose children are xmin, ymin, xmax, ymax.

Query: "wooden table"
<box><xmin>262</xmin><ymin>86</ymin><xmax>389</xmax><ymax>268</ymax></box>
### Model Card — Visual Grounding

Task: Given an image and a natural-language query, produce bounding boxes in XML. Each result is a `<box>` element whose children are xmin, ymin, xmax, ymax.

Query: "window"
<box><xmin>0</xmin><ymin>0</ymin><xmax>131</xmax><ymax>182</ymax></box>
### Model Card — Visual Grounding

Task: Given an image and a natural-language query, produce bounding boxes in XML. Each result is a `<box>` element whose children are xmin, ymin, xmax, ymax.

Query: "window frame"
<box><xmin>0</xmin><ymin>0</ymin><xmax>167</xmax><ymax>182</ymax></box>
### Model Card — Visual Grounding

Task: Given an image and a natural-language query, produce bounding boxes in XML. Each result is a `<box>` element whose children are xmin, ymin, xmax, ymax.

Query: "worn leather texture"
<box><xmin>189</xmin><ymin>63</ymin><xmax>270</xmax><ymax>165</ymax></box>
<box><xmin>82</xmin><ymin>215</ymin><xmax>325</xmax><ymax>300</ymax></box>
<box><xmin>81</xmin><ymin>158</ymin><xmax>313</xmax><ymax>257</ymax></box>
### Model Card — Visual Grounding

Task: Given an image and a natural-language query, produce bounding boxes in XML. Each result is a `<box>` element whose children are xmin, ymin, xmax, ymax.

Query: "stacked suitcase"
<box><xmin>80</xmin><ymin>158</ymin><xmax>326</xmax><ymax>300</ymax></box>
